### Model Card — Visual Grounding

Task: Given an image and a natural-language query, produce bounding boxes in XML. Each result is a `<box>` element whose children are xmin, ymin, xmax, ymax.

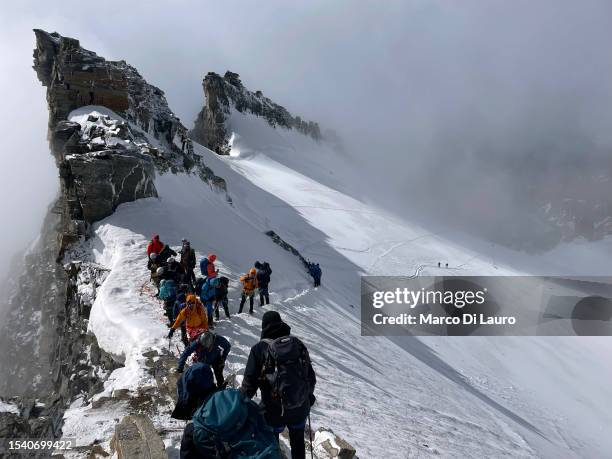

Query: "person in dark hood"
<box><xmin>179</xmin><ymin>238</ymin><xmax>196</xmax><ymax>287</ymax></box>
<box><xmin>241</xmin><ymin>311</ymin><xmax>316</xmax><ymax>459</ymax></box>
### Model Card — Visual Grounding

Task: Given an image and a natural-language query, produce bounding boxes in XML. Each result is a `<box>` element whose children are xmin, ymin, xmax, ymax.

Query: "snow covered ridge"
<box><xmin>190</xmin><ymin>70</ymin><xmax>342</xmax><ymax>155</ymax></box>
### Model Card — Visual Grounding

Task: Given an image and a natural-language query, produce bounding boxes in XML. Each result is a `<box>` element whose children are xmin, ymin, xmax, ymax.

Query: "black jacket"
<box><xmin>158</xmin><ymin>245</ymin><xmax>177</xmax><ymax>264</ymax></box>
<box><xmin>180</xmin><ymin>247</ymin><xmax>196</xmax><ymax>270</ymax></box>
<box><xmin>241</xmin><ymin>317</ymin><xmax>316</xmax><ymax>427</ymax></box>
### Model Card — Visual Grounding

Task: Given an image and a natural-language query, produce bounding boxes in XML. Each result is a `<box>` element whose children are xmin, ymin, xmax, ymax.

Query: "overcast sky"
<box><xmin>1</xmin><ymin>0</ymin><xmax>612</xmax><ymax>283</ymax></box>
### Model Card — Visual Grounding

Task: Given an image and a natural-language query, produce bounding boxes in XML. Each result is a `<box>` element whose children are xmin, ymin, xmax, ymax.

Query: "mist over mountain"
<box><xmin>1</xmin><ymin>2</ymin><xmax>612</xmax><ymax>458</ymax></box>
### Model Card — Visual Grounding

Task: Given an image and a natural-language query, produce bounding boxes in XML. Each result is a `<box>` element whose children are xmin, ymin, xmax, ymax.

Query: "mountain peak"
<box><xmin>190</xmin><ymin>70</ymin><xmax>323</xmax><ymax>154</ymax></box>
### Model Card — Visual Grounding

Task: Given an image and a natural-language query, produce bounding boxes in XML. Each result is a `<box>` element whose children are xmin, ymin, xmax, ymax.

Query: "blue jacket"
<box><xmin>178</xmin><ymin>334</ymin><xmax>231</xmax><ymax>372</ymax></box>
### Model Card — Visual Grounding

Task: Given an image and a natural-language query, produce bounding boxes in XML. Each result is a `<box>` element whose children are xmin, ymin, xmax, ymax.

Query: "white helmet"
<box><xmin>149</xmin><ymin>253</ymin><xmax>158</xmax><ymax>261</ymax></box>
<box><xmin>156</xmin><ymin>267</ymin><xmax>165</xmax><ymax>276</ymax></box>
<box><xmin>167</xmin><ymin>256</ymin><xmax>176</xmax><ymax>264</ymax></box>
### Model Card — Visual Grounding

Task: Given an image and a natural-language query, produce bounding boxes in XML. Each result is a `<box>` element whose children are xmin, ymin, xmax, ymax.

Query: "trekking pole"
<box><xmin>308</xmin><ymin>414</ymin><xmax>314</xmax><ymax>459</ymax></box>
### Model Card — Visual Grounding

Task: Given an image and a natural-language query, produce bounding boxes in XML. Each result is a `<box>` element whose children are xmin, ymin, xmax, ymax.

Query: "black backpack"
<box><xmin>261</xmin><ymin>336</ymin><xmax>311</xmax><ymax>416</ymax></box>
<box><xmin>194</xmin><ymin>277</ymin><xmax>205</xmax><ymax>296</ymax></box>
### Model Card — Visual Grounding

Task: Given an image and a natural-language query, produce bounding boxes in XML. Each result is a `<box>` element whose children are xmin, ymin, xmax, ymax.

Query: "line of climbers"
<box><xmin>145</xmin><ymin>235</ymin><xmax>319</xmax><ymax>459</ymax></box>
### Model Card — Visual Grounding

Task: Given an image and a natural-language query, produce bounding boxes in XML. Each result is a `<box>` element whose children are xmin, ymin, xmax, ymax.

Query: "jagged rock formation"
<box><xmin>33</xmin><ymin>29</ymin><xmax>228</xmax><ymax>253</ymax></box>
<box><xmin>0</xmin><ymin>29</ymin><xmax>230</xmax><ymax>447</ymax></box>
<box><xmin>190</xmin><ymin>71</ymin><xmax>323</xmax><ymax>154</ymax></box>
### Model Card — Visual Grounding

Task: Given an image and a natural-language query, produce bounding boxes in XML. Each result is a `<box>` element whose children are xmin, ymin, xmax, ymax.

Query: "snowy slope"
<box><xmin>61</xmin><ymin>107</ymin><xmax>612</xmax><ymax>458</ymax></box>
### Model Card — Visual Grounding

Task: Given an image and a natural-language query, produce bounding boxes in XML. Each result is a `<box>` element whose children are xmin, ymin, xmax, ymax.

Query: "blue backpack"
<box><xmin>200</xmin><ymin>277</ymin><xmax>219</xmax><ymax>303</ymax></box>
<box><xmin>200</xmin><ymin>257</ymin><xmax>210</xmax><ymax>276</ymax></box>
<box><xmin>171</xmin><ymin>362</ymin><xmax>215</xmax><ymax>421</ymax></box>
<box><xmin>192</xmin><ymin>389</ymin><xmax>281</xmax><ymax>459</ymax></box>
<box><xmin>159</xmin><ymin>279</ymin><xmax>177</xmax><ymax>301</ymax></box>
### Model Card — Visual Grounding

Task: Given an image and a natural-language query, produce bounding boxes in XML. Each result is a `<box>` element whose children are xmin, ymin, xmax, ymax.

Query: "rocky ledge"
<box><xmin>190</xmin><ymin>71</ymin><xmax>324</xmax><ymax>154</ymax></box>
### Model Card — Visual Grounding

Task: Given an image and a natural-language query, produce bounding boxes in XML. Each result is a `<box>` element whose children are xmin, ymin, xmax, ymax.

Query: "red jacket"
<box><xmin>207</xmin><ymin>261</ymin><xmax>217</xmax><ymax>278</ymax></box>
<box><xmin>147</xmin><ymin>236</ymin><xmax>164</xmax><ymax>256</ymax></box>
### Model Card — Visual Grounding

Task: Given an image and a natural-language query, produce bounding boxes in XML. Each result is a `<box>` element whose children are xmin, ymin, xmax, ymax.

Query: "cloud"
<box><xmin>1</xmin><ymin>0</ymin><xmax>611</xmax><ymax>286</ymax></box>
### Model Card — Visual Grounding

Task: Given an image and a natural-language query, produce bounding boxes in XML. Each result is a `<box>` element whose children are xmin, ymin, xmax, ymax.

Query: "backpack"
<box><xmin>201</xmin><ymin>278</ymin><xmax>218</xmax><ymax>303</ymax></box>
<box><xmin>261</xmin><ymin>336</ymin><xmax>311</xmax><ymax>416</ymax></box>
<box><xmin>172</xmin><ymin>362</ymin><xmax>215</xmax><ymax>421</ymax></box>
<box><xmin>159</xmin><ymin>279</ymin><xmax>177</xmax><ymax>301</ymax></box>
<box><xmin>192</xmin><ymin>389</ymin><xmax>281</xmax><ymax>459</ymax></box>
<box><xmin>200</xmin><ymin>257</ymin><xmax>209</xmax><ymax>276</ymax></box>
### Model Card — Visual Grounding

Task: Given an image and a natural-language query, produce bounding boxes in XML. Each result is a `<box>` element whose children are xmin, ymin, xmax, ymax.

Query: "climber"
<box><xmin>147</xmin><ymin>253</ymin><xmax>164</xmax><ymax>290</ymax></box>
<box><xmin>159</xmin><ymin>278</ymin><xmax>178</xmax><ymax>324</ymax></box>
<box><xmin>169</xmin><ymin>294</ymin><xmax>208</xmax><ymax>344</ymax></box>
<box><xmin>199</xmin><ymin>277</ymin><xmax>219</xmax><ymax>328</ymax></box>
<box><xmin>214</xmin><ymin>276</ymin><xmax>231</xmax><ymax>320</ymax></box>
<box><xmin>238</xmin><ymin>268</ymin><xmax>258</xmax><ymax>314</ymax></box>
<box><xmin>172</xmin><ymin>290</ymin><xmax>188</xmax><ymax>344</ymax></box>
<box><xmin>165</xmin><ymin>256</ymin><xmax>186</xmax><ymax>283</ymax></box>
<box><xmin>200</xmin><ymin>253</ymin><xmax>218</xmax><ymax>279</ymax></box>
<box><xmin>146</xmin><ymin>234</ymin><xmax>164</xmax><ymax>256</ymax></box>
<box><xmin>171</xmin><ymin>362</ymin><xmax>216</xmax><ymax>421</ymax></box>
<box><xmin>179</xmin><ymin>238</ymin><xmax>196</xmax><ymax>286</ymax></box>
<box><xmin>241</xmin><ymin>311</ymin><xmax>316</xmax><ymax>459</ymax></box>
<box><xmin>255</xmin><ymin>261</ymin><xmax>272</xmax><ymax>306</ymax></box>
<box><xmin>180</xmin><ymin>389</ymin><xmax>281</xmax><ymax>459</ymax></box>
<box><xmin>180</xmin><ymin>132</ymin><xmax>188</xmax><ymax>152</ymax></box>
<box><xmin>308</xmin><ymin>262</ymin><xmax>322</xmax><ymax>287</ymax></box>
<box><xmin>177</xmin><ymin>331</ymin><xmax>231</xmax><ymax>389</ymax></box>
<box><xmin>158</xmin><ymin>243</ymin><xmax>178</xmax><ymax>265</ymax></box>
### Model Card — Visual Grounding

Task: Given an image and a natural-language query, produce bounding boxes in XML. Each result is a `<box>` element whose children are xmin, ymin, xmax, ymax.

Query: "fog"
<box><xmin>1</xmin><ymin>0</ymin><xmax>612</xmax><ymax>288</ymax></box>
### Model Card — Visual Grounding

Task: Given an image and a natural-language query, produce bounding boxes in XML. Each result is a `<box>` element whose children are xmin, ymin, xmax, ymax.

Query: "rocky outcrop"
<box><xmin>0</xmin><ymin>30</ymin><xmax>230</xmax><ymax>448</ymax></box>
<box><xmin>312</xmin><ymin>428</ymin><xmax>357</xmax><ymax>459</ymax></box>
<box><xmin>111</xmin><ymin>415</ymin><xmax>167</xmax><ymax>459</ymax></box>
<box><xmin>33</xmin><ymin>29</ymin><xmax>228</xmax><ymax>251</ymax></box>
<box><xmin>190</xmin><ymin>71</ymin><xmax>324</xmax><ymax>154</ymax></box>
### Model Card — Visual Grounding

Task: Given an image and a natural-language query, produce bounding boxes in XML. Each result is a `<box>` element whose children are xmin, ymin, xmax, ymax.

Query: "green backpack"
<box><xmin>192</xmin><ymin>389</ymin><xmax>282</xmax><ymax>459</ymax></box>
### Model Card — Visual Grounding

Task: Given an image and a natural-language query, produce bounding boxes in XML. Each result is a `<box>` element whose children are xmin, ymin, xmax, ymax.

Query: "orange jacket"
<box><xmin>171</xmin><ymin>300</ymin><xmax>208</xmax><ymax>331</ymax></box>
<box><xmin>240</xmin><ymin>274</ymin><xmax>258</xmax><ymax>293</ymax></box>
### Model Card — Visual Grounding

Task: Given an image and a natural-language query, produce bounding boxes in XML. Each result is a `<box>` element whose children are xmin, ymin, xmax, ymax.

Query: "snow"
<box><xmin>61</xmin><ymin>106</ymin><xmax>612</xmax><ymax>458</ymax></box>
<box><xmin>0</xmin><ymin>400</ymin><xmax>20</xmax><ymax>414</ymax></box>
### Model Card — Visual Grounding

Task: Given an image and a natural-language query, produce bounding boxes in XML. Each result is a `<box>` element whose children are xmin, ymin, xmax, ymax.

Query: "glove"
<box><xmin>168</xmin><ymin>328</ymin><xmax>175</xmax><ymax>339</ymax></box>
<box><xmin>309</xmin><ymin>393</ymin><xmax>316</xmax><ymax>407</ymax></box>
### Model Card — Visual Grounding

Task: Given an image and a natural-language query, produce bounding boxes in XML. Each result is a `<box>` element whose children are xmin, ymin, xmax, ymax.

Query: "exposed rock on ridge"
<box><xmin>190</xmin><ymin>71</ymin><xmax>324</xmax><ymax>154</ymax></box>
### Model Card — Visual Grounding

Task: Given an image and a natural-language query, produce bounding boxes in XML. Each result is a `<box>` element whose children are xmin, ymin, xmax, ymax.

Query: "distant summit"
<box><xmin>190</xmin><ymin>71</ymin><xmax>325</xmax><ymax>154</ymax></box>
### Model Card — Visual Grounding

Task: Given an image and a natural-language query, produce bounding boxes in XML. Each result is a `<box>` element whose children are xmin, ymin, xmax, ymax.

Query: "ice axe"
<box><xmin>308</xmin><ymin>414</ymin><xmax>314</xmax><ymax>459</ymax></box>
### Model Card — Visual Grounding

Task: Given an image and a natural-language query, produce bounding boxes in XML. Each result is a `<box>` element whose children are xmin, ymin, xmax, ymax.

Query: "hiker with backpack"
<box><xmin>180</xmin><ymin>389</ymin><xmax>281</xmax><ymax>459</ymax></box>
<box><xmin>200</xmin><ymin>277</ymin><xmax>219</xmax><ymax>328</ymax></box>
<box><xmin>159</xmin><ymin>278</ymin><xmax>178</xmax><ymax>325</ymax></box>
<box><xmin>171</xmin><ymin>362</ymin><xmax>217</xmax><ymax>422</ymax></box>
<box><xmin>172</xmin><ymin>290</ymin><xmax>189</xmax><ymax>345</ymax></box>
<box><xmin>241</xmin><ymin>311</ymin><xmax>316</xmax><ymax>459</ymax></box>
<box><xmin>200</xmin><ymin>253</ymin><xmax>218</xmax><ymax>279</ymax></box>
<box><xmin>179</xmin><ymin>238</ymin><xmax>197</xmax><ymax>287</ymax></box>
<box><xmin>147</xmin><ymin>253</ymin><xmax>164</xmax><ymax>293</ymax></box>
<box><xmin>307</xmin><ymin>262</ymin><xmax>322</xmax><ymax>287</ymax></box>
<box><xmin>165</xmin><ymin>256</ymin><xmax>186</xmax><ymax>284</ymax></box>
<box><xmin>238</xmin><ymin>268</ymin><xmax>258</xmax><ymax>314</ymax></box>
<box><xmin>255</xmin><ymin>261</ymin><xmax>273</xmax><ymax>306</ymax></box>
<box><xmin>157</xmin><ymin>243</ymin><xmax>178</xmax><ymax>265</ymax></box>
<box><xmin>214</xmin><ymin>276</ymin><xmax>231</xmax><ymax>320</ymax></box>
<box><xmin>169</xmin><ymin>294</ymin><xmax>208</xmax><ymax>343</ymax></box>
<box><xmin>177</xmin><ymin>331</ymin><xmax>231</xmax><ymax>389</ymax></box>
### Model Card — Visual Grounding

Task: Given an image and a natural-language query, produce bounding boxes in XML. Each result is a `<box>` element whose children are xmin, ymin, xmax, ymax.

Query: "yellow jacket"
<box><xmin>240</xmin><ymin>274</ymin><xmax>258</xmax><ymax>293</ymax></box>
<box><xmin>172</xmin><ymin>301</ymin><xmax>208</xmax><ymax>330</ymax></box>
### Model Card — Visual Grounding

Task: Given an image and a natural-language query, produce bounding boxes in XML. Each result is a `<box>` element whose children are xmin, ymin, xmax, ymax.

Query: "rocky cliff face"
<box><xmin>33</xmin><ymin>29</ymin><xmax>228</xmax><ymax>255</ymax></box>
<box><xmin>0</xmin><ymin>30</ymin><xmax>230</xmax><ymax>448</ymax></box>
<box><xmin>190</xmin><ymin>71</ymin><xmax>324</xmax><ymax>154</ymax></box>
